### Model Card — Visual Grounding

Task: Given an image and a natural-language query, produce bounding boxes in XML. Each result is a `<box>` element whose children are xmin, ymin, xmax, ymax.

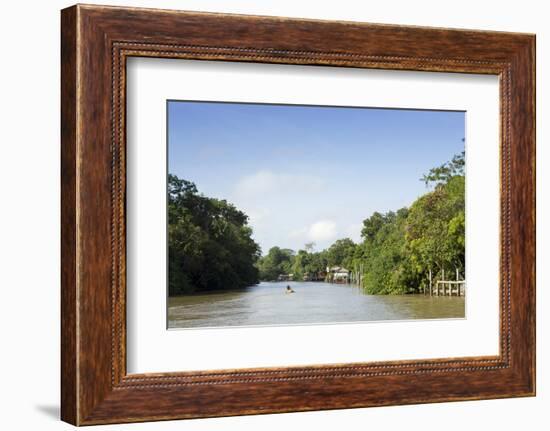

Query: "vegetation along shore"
<box><xmin>168</xmin><ymin>152</ymin><xmax>465</xmax><ymax>296</ymax></box>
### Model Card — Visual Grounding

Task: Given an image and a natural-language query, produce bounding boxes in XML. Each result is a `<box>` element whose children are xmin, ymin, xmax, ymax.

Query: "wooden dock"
<box><xmin>430</xmin><ymin>280</ymin><xmax>465</xmax><ymax>296</ymax></box>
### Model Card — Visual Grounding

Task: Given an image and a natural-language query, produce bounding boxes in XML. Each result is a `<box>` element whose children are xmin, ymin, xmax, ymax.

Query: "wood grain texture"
<box><xmin>60</xmin><ymin>5</ymin><xmax>78</xmax><ymax>425</ymax></box>
<box><xmin>60</xmin><ymin>4</ymin><xmax>536</xmax><ymax>425</ymax></box>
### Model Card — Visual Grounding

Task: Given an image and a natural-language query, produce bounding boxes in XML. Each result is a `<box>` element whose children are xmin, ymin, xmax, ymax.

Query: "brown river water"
<box><xmin>168</xmin><ymin>281</ymin><xmax>465</xmax><ymax>329</ymax></box>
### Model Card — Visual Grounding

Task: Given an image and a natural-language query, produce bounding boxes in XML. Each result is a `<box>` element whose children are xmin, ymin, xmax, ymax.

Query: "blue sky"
<box><xmin>168</xmin><ymin>101</ymin><xmax>465</xmax><ymax>255</ymax></box>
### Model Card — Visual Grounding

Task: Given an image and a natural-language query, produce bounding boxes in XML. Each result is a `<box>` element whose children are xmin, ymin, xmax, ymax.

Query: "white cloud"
<box><xmin>234</xmin><ymin>170</ymin><xmax>324</xmax><ymax>198</ymax></box>
<box><xmin>230</xmin><ymin>171</ymin><xmax>333</xmax><ymax>252</ymax></box>
<box><xmin>308</xmin><ymin>220</ymin><xmax>337</xmax><ymax>242</ymax></box>
<box><xmin>289</xmin><ymin>220</ymin><xmax>338</xmax><ymax>243</ymax></box>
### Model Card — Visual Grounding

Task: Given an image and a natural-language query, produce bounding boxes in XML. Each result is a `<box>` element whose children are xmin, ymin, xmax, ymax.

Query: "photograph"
<box><xmin>51</xmin><ymin>3</ymin><xmax>536</xmax><ymax>426</ymax></box>
<box><xmin>167</xmin><ymin>101</ymin><xmax>466</xmax><ymax>329</ymax></box>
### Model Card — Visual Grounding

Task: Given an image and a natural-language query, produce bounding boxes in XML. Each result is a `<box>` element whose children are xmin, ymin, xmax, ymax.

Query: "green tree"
<box><xmin>325</xmin><ymin>238</ymin><xmax>356</xmax><ymax>267</ymax></box>
<box><xmin>359</xmin><ymin>208</ymin><xmax>420</xmax><ymax>294</ymax></box>
<box><xmin>304</xmin><ymin>242</ymin><xmax>316</xmax><ymax>252</ymax></box>
<box><xmin>172</xmin><ymin>151</ymin><xmax>465</xmax><ymax>297</ymax></box>
<box><xmin>256</xmin><ymin>247</ymin><xmax>295</xmax><ymax>280</ymax></box>
<box><xmin>361</xmin><ymin>211</ymin><xmax>388</xmax><ymax>242</ymax></box>
<box><xmin>355</xmin><ymin>151</ymin><xmax>465</xmax><ymax>294</ymax></box>
<box><xmin>421</xmin><ymin>150</ymin><xmax>465</xmax><ymax>186</ymax></box>
<box><xmin>291</xmin><ymin>249</ymin><xmax>310</xmax><ymax>280</ymax></box>
<box><xmin>168</xmin><ymin>174</ymin><xmax>260</xmax><ymax>295</ymax></box>
<box><xmin>406</xmin><ymin>175</ymin><xmax>465</xmax><ymax>278</ymax></box>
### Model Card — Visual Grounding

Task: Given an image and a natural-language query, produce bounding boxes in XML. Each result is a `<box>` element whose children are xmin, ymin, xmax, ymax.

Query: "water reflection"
<box><xmin>168</xmin><ymin>281</ymin><xmax>465</xmax><ymax>329</ymax></box>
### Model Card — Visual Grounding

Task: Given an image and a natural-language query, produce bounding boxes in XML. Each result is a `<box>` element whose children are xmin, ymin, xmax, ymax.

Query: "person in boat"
<box><xmin>286</xmin><ymin>285</ymin><xmax>295</xmax><ymax>294</ymax></box>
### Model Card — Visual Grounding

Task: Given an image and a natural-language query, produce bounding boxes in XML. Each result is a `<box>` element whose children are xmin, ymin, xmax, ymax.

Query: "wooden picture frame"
<box><xmin>61</xmin><ymin>4</ymin><xmax>535</xmax><ymax>425</ymax></box>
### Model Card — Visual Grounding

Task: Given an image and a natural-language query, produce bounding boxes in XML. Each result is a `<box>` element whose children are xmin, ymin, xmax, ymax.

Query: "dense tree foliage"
<box><xmin>168</xmin><ymin>174</ymin><xmax>260</xmax><ymax>295</ymax></box>
<box><xmin>170</xmin><ymin>152</ymin><xmax>465</xmax><ymax>296</ymax></box>
<box><xmin>406</xmin><ymin>175</ymin><xmax>465</xmax><ymax>278</ymax></box>
<box><xmin>291</xmin><ymin>249</ymin><xmax>328</xmax><ymax>280</ymax></box>
<box><xmin>325</xmin><ymin>238</ymin><xmax>356</xmax><ymax>267</ymax></box>
<box><xmin>256</xmin><ymin>247</ymin><xmax>295</xmax><ymax>281</ymax></box>
<box><xmin>355</xmin><ymin>208</ymin><xmax>420</xmax><ymax>294</ymax></box>
<box><xmin>256</xmin><ymin>152</ymin><xmax>465</xmax><ymax>295</ymax></box>
<box><xmin>357</xmin><ymin>152</ymin><xmax>465</xmax><ymax>293</ymax></box>
<box><xmin>257</xmin><ymin>246</ymin><xmax>330</xmax><ymax>281</ymax></box>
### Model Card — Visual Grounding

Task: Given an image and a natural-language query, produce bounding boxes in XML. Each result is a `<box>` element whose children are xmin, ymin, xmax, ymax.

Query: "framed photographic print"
<box><xmin>165</xmin><ymin>101</ymin><xmax>467</xmax><ymax>330</ymax></box>
<box><xmin>61</xmin><ymin>4</ymin><xmax>535</xmax><ymax>425</ymax></box>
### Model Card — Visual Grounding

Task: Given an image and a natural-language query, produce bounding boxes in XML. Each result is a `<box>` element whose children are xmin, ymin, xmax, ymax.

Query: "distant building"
<box><xmin>326</xmin><ymin>266</ymin><xmax>350</xmax><ymax>284</ymax></box>
<box><xmin>303</xmin><ymin>271</ymin><xmax>327</xmax><ymax>282</ymax></box>
<box><xmin>277</xmin><ymin>273</ymin><xmax>294</xmax><ymax>281</ymax></box>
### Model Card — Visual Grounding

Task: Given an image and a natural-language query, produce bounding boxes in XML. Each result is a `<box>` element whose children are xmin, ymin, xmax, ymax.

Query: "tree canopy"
<box><xmin>255</xmin><ymin>152</ymin><xmax>465</xmax><ymax>294</ymax></box>
<box><xmin>170</xmin><ymin>151</ymin><xmax>465</xmax><ymax>296</ymax></box>
<box><xmin>256</xmin><ymin>246</ymin><xmax>295</xmax><ymax>281</ymax></box>
<box><xmin>168</xmin><ymin>174</ymin><xmax>260</xmax><ymax>295</ymax></box>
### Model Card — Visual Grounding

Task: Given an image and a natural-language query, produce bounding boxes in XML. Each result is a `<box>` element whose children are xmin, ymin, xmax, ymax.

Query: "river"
<box><xmin>168</xmin><ymin>281</ymin><xmax>465</xmax><ymax>329</ymax></box>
